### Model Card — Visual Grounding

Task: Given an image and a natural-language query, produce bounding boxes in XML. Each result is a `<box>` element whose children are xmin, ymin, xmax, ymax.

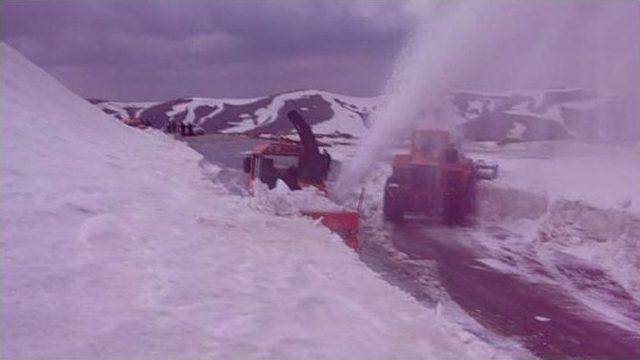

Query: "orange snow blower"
<box><xmin>243</xmin><ymin>110</ymin><xmax>359</xmax><ymax>250</ymax></box>
<box><xmin>383</xmin><ymin>129</ymin><xmax>498</xmax><ymax>224</ymax></box>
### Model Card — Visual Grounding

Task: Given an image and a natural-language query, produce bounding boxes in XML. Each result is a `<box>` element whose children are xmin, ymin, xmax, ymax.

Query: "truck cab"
<box><xmin>384</xmin><ymin>129</ymin><xmax>476</xmax><ymax>223</ymax></box>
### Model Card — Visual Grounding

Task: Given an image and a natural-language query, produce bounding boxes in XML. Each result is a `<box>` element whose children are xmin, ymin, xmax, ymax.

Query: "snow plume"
<box><xmin>335</xmin><ymin>0</ymin><xmax>640</xmax><ymax>198</ymax></box>
<box><xmin>334</xmin><ymin>1</ymin><xmax>492</xmax><ymax>199</ymax></box>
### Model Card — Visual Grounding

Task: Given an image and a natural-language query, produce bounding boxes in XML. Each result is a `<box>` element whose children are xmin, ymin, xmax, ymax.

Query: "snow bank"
<box><xmin>0</xmin><ymin>43</ymin><xmax>503</xmax><ymax>359</ymax></box>
<box><xmin>474</xmin><ymin>185</ymin><xmax>640</xmax><ymax>330</ymax></box>
<box><xmin>477</xmin><ymin>184</ymin><xmax>640</xmax><ymax>299</ymax></box>
<box><xmin>467</xmin><ymin>141</ymin><xmax>640</xmax><ymax>320</ymax></box>
<box><xmin>537</xmin><ymin>200</ymin><xmax>640</xmax><ymax>298</ymax></box>
<box><xmin>468</xmin><ymin>141</ymin><xmax>640</xmax><ymax>212</ymax></box>
<box><xmin>251</xmin><ymin>181</ymin><xmax>344</xmax><ymax>216</ymax></box>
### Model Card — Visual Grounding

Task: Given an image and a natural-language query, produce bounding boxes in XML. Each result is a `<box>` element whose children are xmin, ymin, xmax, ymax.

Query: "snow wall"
<box><xmin>478</xmin><ymin>184</ymin><xmax>640</xmax><ymax>300</ymax></box>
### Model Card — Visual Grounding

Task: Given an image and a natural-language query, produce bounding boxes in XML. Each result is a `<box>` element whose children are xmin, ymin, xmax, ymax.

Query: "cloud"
<box><xmin>186</xmin><ymin>32</ymin><xmax>240</xmax><ymax>54</ymax></box>
<box><xmin>0</xmin><ymin>0</ymin><xmax>412</xmax><ymax>99</ymax></box>
<box><xmin>1</xmin><ymin>0</ymin><xmax>636</xmax><ymax>101</ymax></box>
<box><xmin>1</xmin><ymin>1</ymin><xmax>409</xmax><ymax>64</ymax></box>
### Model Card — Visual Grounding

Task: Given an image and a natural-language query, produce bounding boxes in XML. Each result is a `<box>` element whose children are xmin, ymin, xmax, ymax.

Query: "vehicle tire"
<box><xmin>383</xmin><ymin>196</ymin><xmax>404</xmax><ymax>223</ymax></box>
<box><xmin>442</xmin><ymin>192</ymin><xmax>463</xmax><ymax>224</ymax></box>
<box><xmin>383</xmin><ymin>178</ymin><xmax>404</xmax><ymax>223</ymax></box>
<box><xmin>464</xmin><ymin>180</ymin><xmax>477</xmax><ymax>216</ymax></box>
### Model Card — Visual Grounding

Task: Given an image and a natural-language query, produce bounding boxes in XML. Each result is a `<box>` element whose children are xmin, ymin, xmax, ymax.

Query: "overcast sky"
<box><xmin>1</xmin><ymin>0</ymin><xmax>416</xmax><ymax>101</ymax></box>
<box><xmin>1</xmin><ymin>1</ymin><xmax>638</xmax><ymax>101</ymax></box>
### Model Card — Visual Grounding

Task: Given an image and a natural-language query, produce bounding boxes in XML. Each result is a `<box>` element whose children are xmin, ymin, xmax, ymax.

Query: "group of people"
<box><xmin>165</xmin><ymin>121</ymin><xmax>196</xmax><ymax>136</ymax></box>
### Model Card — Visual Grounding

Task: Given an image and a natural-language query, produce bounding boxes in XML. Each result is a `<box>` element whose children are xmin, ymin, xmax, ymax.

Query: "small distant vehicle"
<box><xmin>124</xmin><ymin>117</ymin><xmax>149</xmax><ymax>129</ymax></box>
<box><xmin>243</xmin><ymin>110</ymin><xmax>359</xmax><ymax>250</ymax></box>
<box><xmin>383</xmin><ymin>129</ymin><xmax>498</xmax><ymax>224</ymax></box>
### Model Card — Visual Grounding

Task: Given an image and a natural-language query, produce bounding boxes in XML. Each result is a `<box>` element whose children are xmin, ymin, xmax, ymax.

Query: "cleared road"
<box><xmin>381</xmin><ymin>223</ymin><xmax>640</xmax><ymax>360</ymax></box>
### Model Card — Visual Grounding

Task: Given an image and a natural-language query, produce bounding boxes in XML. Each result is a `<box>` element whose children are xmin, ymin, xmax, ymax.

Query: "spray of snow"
<box><xmin>335</xmin><ymin>0</ymin><xmax>639</xmax><ymax>199</ymax></box>
<box><xmin>334</xmin><ymin>1</ymin><xmax>493</xmax><ymax>199</ymax></box>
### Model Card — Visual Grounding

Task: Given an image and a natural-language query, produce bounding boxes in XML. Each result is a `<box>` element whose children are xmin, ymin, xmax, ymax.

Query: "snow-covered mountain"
<box><xmin>452</xmin><ymin>88</ymin><xmax>639</xmax><ymax>143</ymax></box>
<box><xmin>92</xmin><ymin>87</ymin><xmax>636</xmax><ymax>143</ymax></box>
<box><xmin>90</xmin><ymin>90</ymin><xmax>378</xmax><ymax>138</ymax></box>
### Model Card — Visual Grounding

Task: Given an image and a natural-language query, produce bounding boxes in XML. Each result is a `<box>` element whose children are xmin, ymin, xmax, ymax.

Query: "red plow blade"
<box><xmin>302</xmin><ymin>210</ymin><xmax>359</xmax><ymax>251</ymax></box>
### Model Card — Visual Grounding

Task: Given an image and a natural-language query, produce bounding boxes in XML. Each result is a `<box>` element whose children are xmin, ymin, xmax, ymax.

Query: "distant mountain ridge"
<box><xmin>88</xmin><ymin>90</ymin><xmax>378</xmax><ymax>138</ymax></box>
<box><xmin>452</xmin><ymin>88</ymin><xmax>639</xmax><ymax>143</ymax></box>
<box><xmin>90</xmin><ymin>87</ymin><xmax>637</xmax><ymax>142</ymax></box>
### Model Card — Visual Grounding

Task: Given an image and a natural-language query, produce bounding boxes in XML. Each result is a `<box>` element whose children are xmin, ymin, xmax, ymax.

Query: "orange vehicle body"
<box><xmin>124</xmin><ymin>117</ymin><xmax>148</xmax><ymax>129</ymax></box>
<box><xmin>383</xmin><ymin>129</ymin><xmax>477</xmax><ymax>223</ymax></box>
<box><xmin>243</xmin><ymin>112</ymin><xmax>359</xmax><ymax>250</ymax></box>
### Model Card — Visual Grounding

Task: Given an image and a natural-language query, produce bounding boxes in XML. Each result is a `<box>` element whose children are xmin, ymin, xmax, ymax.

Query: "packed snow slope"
<box><xmin>0</xmin><ymin>44</ymin><xmax>509</xmax><ymax>359</ymax></box>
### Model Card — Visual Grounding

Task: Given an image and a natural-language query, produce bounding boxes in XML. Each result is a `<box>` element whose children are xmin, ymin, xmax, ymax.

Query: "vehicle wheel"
<box><xmin>384</xmin><ymin>197</ymin><xmax>404</xmax><ymax>223</ymax></box>
<box><xmin>383</xmin><ymin>178</ymin><xmax>404</xmax><ymax>223</ymax></box>
<box><xmin>442</xmin><ymin>192</ymin><xmax>463</xmax><ymax>224</ymax></box>
<box><xmin>464</xmin><ymin>181</ymin><xmax>477</xmax><ymax>216</ymax></box>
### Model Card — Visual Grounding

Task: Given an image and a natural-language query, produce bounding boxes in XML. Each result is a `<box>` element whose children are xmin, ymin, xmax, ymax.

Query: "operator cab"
<box><xmin>411</xmin><ymin>129</ymin><xmax>458</xmax><ymax>163</ymax></box>
<box><xmin>411</xmin><ymin>130</ymin><xmax>451</xmax><ymax>156</ymax></box>
<box><xmin>243</xmin><ymin>141</ymin><xmax>306</xmax><ymax>191</ymax></box>
<box><xmin>247</xmin><ymin>153</ymin><xmax>301</xmax><ymax>190</ymax></box>
<box><xmin>242</xmin><ymin>110</ymin><xmax>331</xmax><ymax>193</ymax></box>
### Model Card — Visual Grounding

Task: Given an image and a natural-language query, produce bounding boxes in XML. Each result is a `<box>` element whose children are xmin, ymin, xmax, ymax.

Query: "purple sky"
<box><xmin>1</xmin><ymin>0</ymin><xmax>638</xmax><ymax>101</ymax></box>
<box><xmin>1</xmin><ymin>1</ymin><xmax>411</xmax><ymax>101</ymax></box>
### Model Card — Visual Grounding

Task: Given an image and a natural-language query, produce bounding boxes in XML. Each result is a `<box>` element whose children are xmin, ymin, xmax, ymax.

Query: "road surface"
<box><xmin>186</xmin><ymin>133</ymin><xmax>269</xmax><ymax>169</ymax></box>
<box><xmin>369</xmin><ymin>222</ymin><xmax>640</xmax><ymax>360</ymax></box>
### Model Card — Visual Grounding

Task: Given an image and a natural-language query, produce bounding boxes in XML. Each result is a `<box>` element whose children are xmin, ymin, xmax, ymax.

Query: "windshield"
<box><xmin>415</xmin><ymin>136</ymin><xmax>448</xmax><ymax>155</ymax></box>
<box><xmin>265</xmin><ymin>155</ymin><xmax>299</xmax><ymax>169</ymax></box>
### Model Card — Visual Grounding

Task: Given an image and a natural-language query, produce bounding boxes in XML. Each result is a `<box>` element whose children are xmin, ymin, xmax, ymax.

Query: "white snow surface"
<box><xmin>222</xmin><ymin>90</ymin><xmax>376</xmax><ymax>136</ymax></box>
<box><xmin>95</xmin><ymin>100</ymin><xmax>159</xmax><ymax>119</ymax></box>
<box><xmin>465</xmin><ymin>141</ymin><xmax>640</xmax><ymax>329</ymax></box>
<box><xmin>165</xmin><ymin>96</ymin><xmax>268</xmax><ymax>127</ymax></box>
<box><xmin>166</xmin><ymin>97</ymin><xmax>225</xmax><ymax>126</ymax></box>
<box><xmin>312</xmin><ymin>91</ymin><xmax>377</xmax><ymax>137</ymax></box>
<box><xmin>450</xmin><ymin>88</ymin><xmax>614</xmax><ymax>129</ymax></box>
<box><xmin>251</xmin><ymin>181</ymin><xmax>345</xmax><ymax>215</ymax></box>
<box><xmin>0</xmin><ymin>43</ymin><xmax>504</xmax><ymax>359</ymax></box>
<box><xmin>467</xmin><ymin>141</ymin><xmax>640</xmax><ymax>213</ymax></box>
